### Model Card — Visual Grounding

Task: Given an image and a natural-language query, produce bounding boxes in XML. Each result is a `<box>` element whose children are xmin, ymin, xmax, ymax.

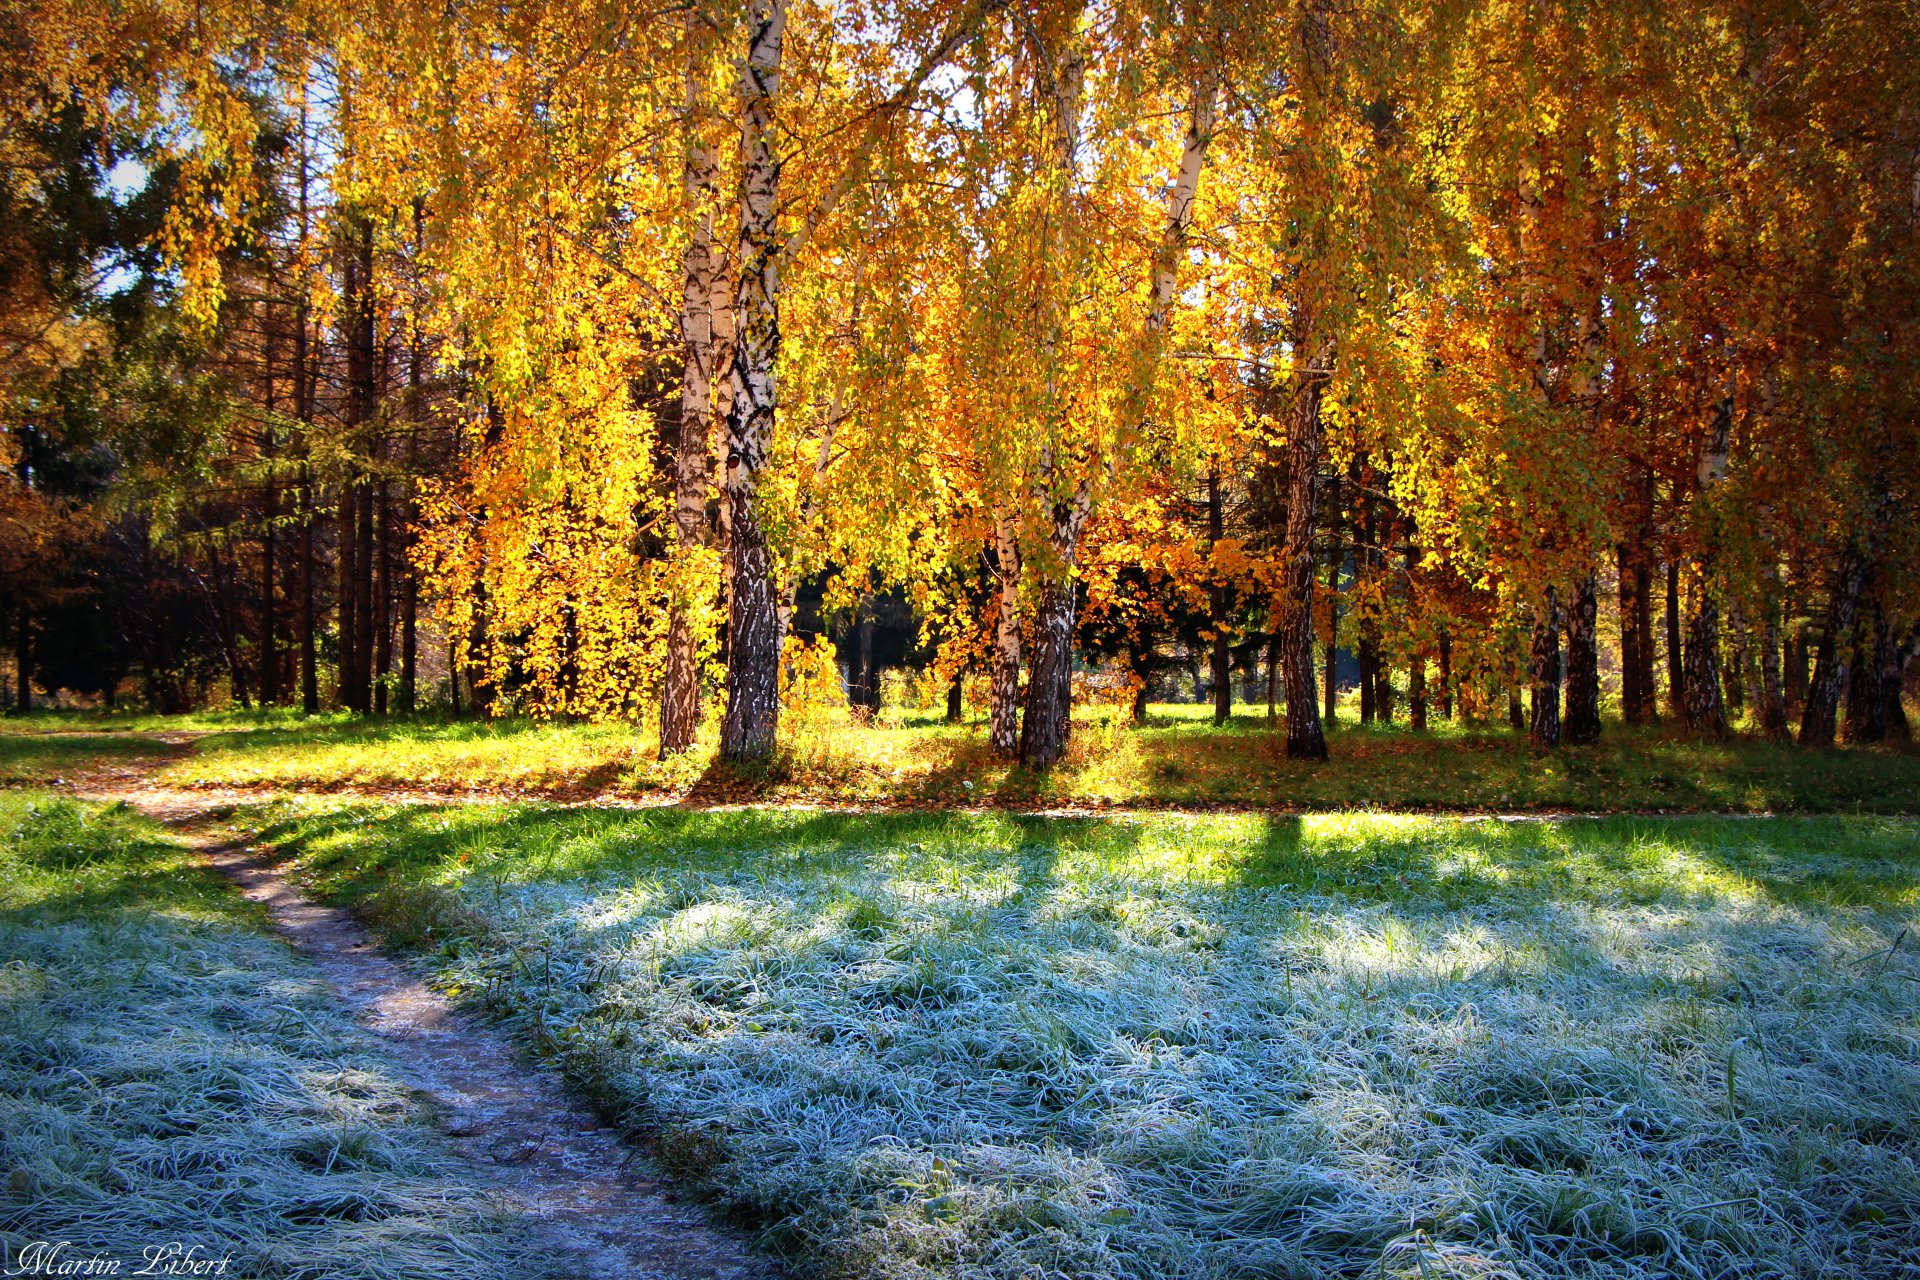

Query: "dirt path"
<box><xmin>106</xmin><ymin>789</ymin><xmax>776</xmax><ymax>1280</ymax></box>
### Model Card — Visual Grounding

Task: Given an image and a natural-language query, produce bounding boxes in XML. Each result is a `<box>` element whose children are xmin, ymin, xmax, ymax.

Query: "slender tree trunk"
<box><xmin>945</xmin><ymin>671</ymin><xmax>963</xmax><ymax>724</ymax></box>
<box><xmin>1131</xmin><ymin>640</ymin><xmax>1152</xmax><ymax>724</ymax></box>
<box><xmin>1682</xmin><ymin>399</ymin><xmax>1731</xmax><ymax>740</ymax></box>
<box><xmin>718</xmin><ymin>0</ymin><xmax>787</xmax><ymax>764</ymax></box>
<box><xmin>1529</xmin><ymin>591</ymin><xmax>1561</xmax><ymax>748</ymax></box>
<box><xmin>1665</xmin><ymin>558</ymin><xmax>1683</xmax><ymax>720</ymax></box>
<box><xmin>1322</xmin><ymin>472</ymin><xmax>1340</xmax><ymax>727</ymax></box>
<box><xmin>373</xmin><ymin>477</ymin><xmax>391</xmax><ymax>715</ymax></box>
<box><xmin>1509</xmin><ymin>687</ymin><xmax>1525</xmax><ymax>731</ymax></box>
<box><xmin>1266</xmin><ymin>630</ymin><xmax>1280</xmax><ymax>721</ymax></box>
<box><xmin>299</xmin><ymin>471</ymin><xmax>318</xmax><ymax>715</ymax></box>
<box><xmin>1564</xmin><ymin>574</ymin><xmax>1600</xmax><ymax>744</ymax></box>
<box><xmin>1280</xmin><ymin>335</ymin><xmax>1334</xmax><ymax>761</ymax></box>
<box><xmin>1616</xmin><ymin>542</ymin><xmax>1641</xmax><ymax>721</ymax></box>
<box><xmin>1437</xmin><ymin>632</ymin><xmax>1453</xmax><ymax>719</ymax></box>
<box><xmin>989</xmin><ymin>519</ymin><xmax>1022</xmax><ymax>756</ymax></box>
<box><xmin>337</xmin><ymin>483</ymin><xmax>358</xmax><ymax>711</ymax></box>
<box><xmin>261</xmin><ymin>310</ymin><xmax>279</xmax><ymax>706</ymax></box>
<box><xmin>1208</xmin><ymin>460</ymin><xmax>1230</xmax><ymax>726</ymax></box>
<box><xmin>1800</xmin><ymin>543</ymin><xmax>1867</xmax><ymax>748</ymax></box>
<box><xmin>1758</xmin><ymin>572</ymin><xmax>1789</xmax><ymax>741</ymax></box>
<box><xmin>1786</xmin><ymin>621</ymin><xmax>1809</xmax><ymax>716</ymax></box>
<box><xmin>1409</xmin><ymin>649</ymin><xmax>1427</xmax><ymax>731</ymax></box>
<box><xmin>292</xmin><ymin>103</ymin><xmax>319</xmax><ymax>716</ymax></box>
<box><xmin>1684</xmin><ymin>589</ymin><xmax>1728</xmax><ymax>740</ymax></box>
<box><xmin>355</xmin><ymin>479</ymin><xmax>375</xmax><ymax>713</ymax></box>
<box><xmin>14</xmin><ymin>606</ymin><xmax>29</xmax><ymax>713</ymax></box>
<box><xmin>661</xmin><ymin>14</ymin><xmax>724</xmax><ymax>756</ymax></box>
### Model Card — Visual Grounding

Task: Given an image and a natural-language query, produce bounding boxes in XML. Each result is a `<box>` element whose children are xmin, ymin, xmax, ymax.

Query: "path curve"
<box><xmin>103</xmin><ymin>788</ymin><xmax>776</xmax><ymax>1280</ymax></box>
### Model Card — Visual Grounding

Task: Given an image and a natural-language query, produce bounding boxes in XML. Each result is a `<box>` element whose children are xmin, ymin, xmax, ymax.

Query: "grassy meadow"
<box><xmin>7</xmin><ymin>700</ymin><xmax>1911</xmax><ymax>812</ymax></box>
<box><xmin>0</xmin><ymin>793</ymin><xmax>544</xmax><ymax>1279</ymax></box>
<box><xmin>234</xmin><ymin>797</ymin><xmax>1920</xmax><ymax>1279</ymax></box>
<box><xmin>2</xmin><ymin>716</ymin><xmax>1916</xmax><ymax>1278</ymax></box>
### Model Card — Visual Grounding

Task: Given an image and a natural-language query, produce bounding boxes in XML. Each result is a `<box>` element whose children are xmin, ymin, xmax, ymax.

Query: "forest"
<box><xmin>4</xmin><ymin>3</ymin><xmax>1920</xmax><ymax>1280</ymax></box>
<box><xmin>2</xmin><ymin>0</ymin><xmax>1913</xmax><ymax>766</ymax></box>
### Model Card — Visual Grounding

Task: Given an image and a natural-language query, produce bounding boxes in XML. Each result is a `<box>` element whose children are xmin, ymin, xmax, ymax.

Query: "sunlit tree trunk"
<box><xmin>1021</xmin><ymin>71</ymin><xmax>1216</xmax><ymax>769</ymax></box>
<box><xmin>718</xmin><ymin>0</ymin><xmax>786</xmax><ymax>764</ymax></box>
<box><xmin>1280</xmin><ymin>334</ymin><xmax>1334</xmax><ymax>761</ymax></box>
<box><xmin>662</xmin><ymin>11</ymin><xmax>723</xmax><ymax>757</ymax></box>
<box><xmin>989</xmin><ymin>515</ymin><xmax>1022</xmax><ymax>756</ymax></box>
<box><xmin>1665</xmin><ymin>557</ymin><xmax>1683</xmax><ymax>719</ymax></box>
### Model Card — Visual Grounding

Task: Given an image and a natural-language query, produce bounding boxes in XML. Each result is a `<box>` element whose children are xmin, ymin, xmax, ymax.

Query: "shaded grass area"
<box><xmin>256</xmin><ymin>800</ymin><xmax>1920</xmax><ymax>1279</ymax></box>
<box><xmin>143</xmin><ymin>706</ymin><xmax>1920</xmax><ymax>813</ymax></box>
<box><xmin>0</xmin><ymin>793</ymin><xmax>544</xmax><ymax>1279</ymax></box>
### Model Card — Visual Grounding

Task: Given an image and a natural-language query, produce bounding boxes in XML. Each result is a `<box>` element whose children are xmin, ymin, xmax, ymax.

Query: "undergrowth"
<box><xmin>0</xmin><ymin>794</ymin><xmax>543</xmax><ymax>1279</ymax></box>
<box><xmin>261</xmin><ymin>801</ymin><xmax>1920</xmax><ymax>1280</ymax></box>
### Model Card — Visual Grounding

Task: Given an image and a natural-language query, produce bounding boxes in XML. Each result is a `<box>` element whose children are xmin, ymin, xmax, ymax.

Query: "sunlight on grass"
<box><xmin>0</xmin><ymin>795</ymin><xmax>542</xmax><ymax>1279</ymax></box>
<box><xmin>130</xmin><ymin>705</ymin><xmax>1920</xmax><ymax>814</ymax></box>
<box><xmin>253</xmin><ymin>800</ymin><xmax>1920</xmax><ymax>1280</ymax></box>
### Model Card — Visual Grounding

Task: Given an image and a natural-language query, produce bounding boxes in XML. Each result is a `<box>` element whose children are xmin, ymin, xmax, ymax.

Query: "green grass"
<box><xmin>135</xmin><ymin>704</ymin><xmax>1920</xmax><ymax>813</ymax></box>
<box><xmin>249</xmin><ymin>800</ymin><xmax>1920</xmax><ymax>1279</ymax></box>
<box><xmin>0</xmin><ymin>793</ymin><xmax>545</xmax><ymax>1279</ymax></box>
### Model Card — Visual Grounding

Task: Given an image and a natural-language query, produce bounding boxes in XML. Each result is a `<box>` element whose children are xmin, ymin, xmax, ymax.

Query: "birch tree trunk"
<box><xmin>989</xmin><ymin>513</ymin><xmax>1022</xmax><ymax>756</ymax></box>
<box><xmin>1019</xmin><ymin>72</ymin><xmax>1216</xmax><ymax>769</ymax></box>
<box><xmin>661</xmin><ymin>13</ymin><xmax>723</xmax><ymax>757</ymax></box>
<box><xmin>1682</xmin><ymin>398</ymin><xmax>1732</xmax><ymax>740</ymax></box>
<box><xmin>1529</xmin><ymin>590</ymin><xmax>1561</xmax><ymax>749</ymax></box>
<box><xmin>1279</xmin><ymin>335</ymin><xmax>1334</xmax><ymax>761</ymax></box>
<box><xmin>718</xmin><ymin>0</ymin><xmax>786</xmax><ymax>764</ymax></box>
<box><xmin>1564</xmin><ymin>574</ymin><xmax>1600</xmax><ymax>743</ymax></box>
<box><xmin>1799</xmin><ymin>543</ymin><xmax>1867</xmax><ymax>747</ymax></box>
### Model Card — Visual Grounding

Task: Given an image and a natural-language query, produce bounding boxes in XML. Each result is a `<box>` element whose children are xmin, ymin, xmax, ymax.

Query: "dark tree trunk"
<box><xmin>1280</xmin><ymin>337</ymin><xmax>1334</xmax><ymax>761</ymax></box>
<box><xmin>260</xmin><ymin>310</ymin><xmax>279</xmax><ymax>706</ymax></box>
<box><xmin>1321</xmin><ymin>472</ymin><xmax>1340</xmax><ymax>728</ymax></box>
<box><xmin>1786</xmin><ymin>621</ymin><xmax>1809</xmax><ymax>716</ymax></box>
<box><xmin>1852</xmin><ymin>601</ymin><xmax>1896</xmax><ymax>744</ymax></box>
<box><xmin>1208</xmin><ymin>461</ymin><xmax>1230</xmax><ymax>726</ymax></box>
<box><xmin>1564</xmin><ymin>574</ymin><xmax>1600</xmax><ymax>744</ymax></box>
<box><xmin>1665</xmin><ymin>558</ymin><xmax>1683</xmax><ymax>720</ymax></box>
<box><xmin>1265</xmin><ymin>630</ymin><xmax>1280</xmax><ymax>721</ymax></box>
<box><xmin>299</xmin><ymin>472</ymin><xmax>318</xmax><ymax>714</ymax></box>
<box><xmin>1019</xmin><ymin>579</ymin><xmax>1075</xmax><ymax>767</ymax></box>
<box><xmin>1437</xmin><ymin>633</ymin><xmax>1453</xmax><ymax>719</ymax></box>
<box><xmin>1529</xmin><ymin>590</ymin><xmax>1561</xmax><ymax>749</ymax></box>
<box><xmin>1509</xmin><ymin>687</ymin><xmax>1525</xmax><ymax>731</ymax></box>
<box><xmin>1800</xmin><ymin>544</ymin><xmax>1867</xmax><ymax>748</ymax></box>
<box><xmin>1409</xmin><ymin>649</ymin><xmax>1427</xmax><ymax>731</ymax></box>
<box><xmin>373</xmin><ymin>477</ymin><xmax>391</xmax><ymax>715</ymax></box>
<box><xmin>1683</xmin><ymin>585</ymin><xmax>1728</xmax><ymax>741</ymax></box>
<box><xmin>14</xmin><ymin>606</ymin><xmax>29</xmax><ymax>713</ymax></box>
<box><xmin>945</xmin><ymin>671</ymin><xmax>963</xmax><ymax>724</ymax></box>
<box><xmin>355</xmin><ymin>480</ymin><xmax>375</xmax><ymax>713</ymax></box>
<box><xmin>337</xmin><ymin>486</ymin><xmax>359</xmax><ymax>711</ymax></box>
<box><xmin>1758</xmin><ymin>585</ymin><xmax>1789</xmax><ymax>741</ymax></box>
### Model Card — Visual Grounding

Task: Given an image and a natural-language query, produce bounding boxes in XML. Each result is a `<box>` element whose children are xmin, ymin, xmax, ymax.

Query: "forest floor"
<box><xmin>5</xmin><ymin>700</ymin><xmax>1917</xmax><ymax>813</ymax></box>
<box><xmin>4</xmin><ymin>722</ymin><xmax>1919</xmax><ymax>1279</ymax></box>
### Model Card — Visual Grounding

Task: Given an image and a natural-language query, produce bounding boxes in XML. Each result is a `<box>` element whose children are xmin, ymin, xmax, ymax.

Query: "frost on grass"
<box><xmin>306</xmin><ymin>807</ymin><xmax>1920</xmax><ymax>1280</ymax></box>
<box><xmin>0</xmin><ymin>798</ymin><xmax>537</xmax><ymax>1280</ymax></box>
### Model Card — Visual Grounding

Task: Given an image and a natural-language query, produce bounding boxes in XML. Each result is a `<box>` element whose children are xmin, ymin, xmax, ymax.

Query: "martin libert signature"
<box><xmin>4</xmin><ymin>1242</ymin><xmax>234</xmax><ymax>1277</ymax></box>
